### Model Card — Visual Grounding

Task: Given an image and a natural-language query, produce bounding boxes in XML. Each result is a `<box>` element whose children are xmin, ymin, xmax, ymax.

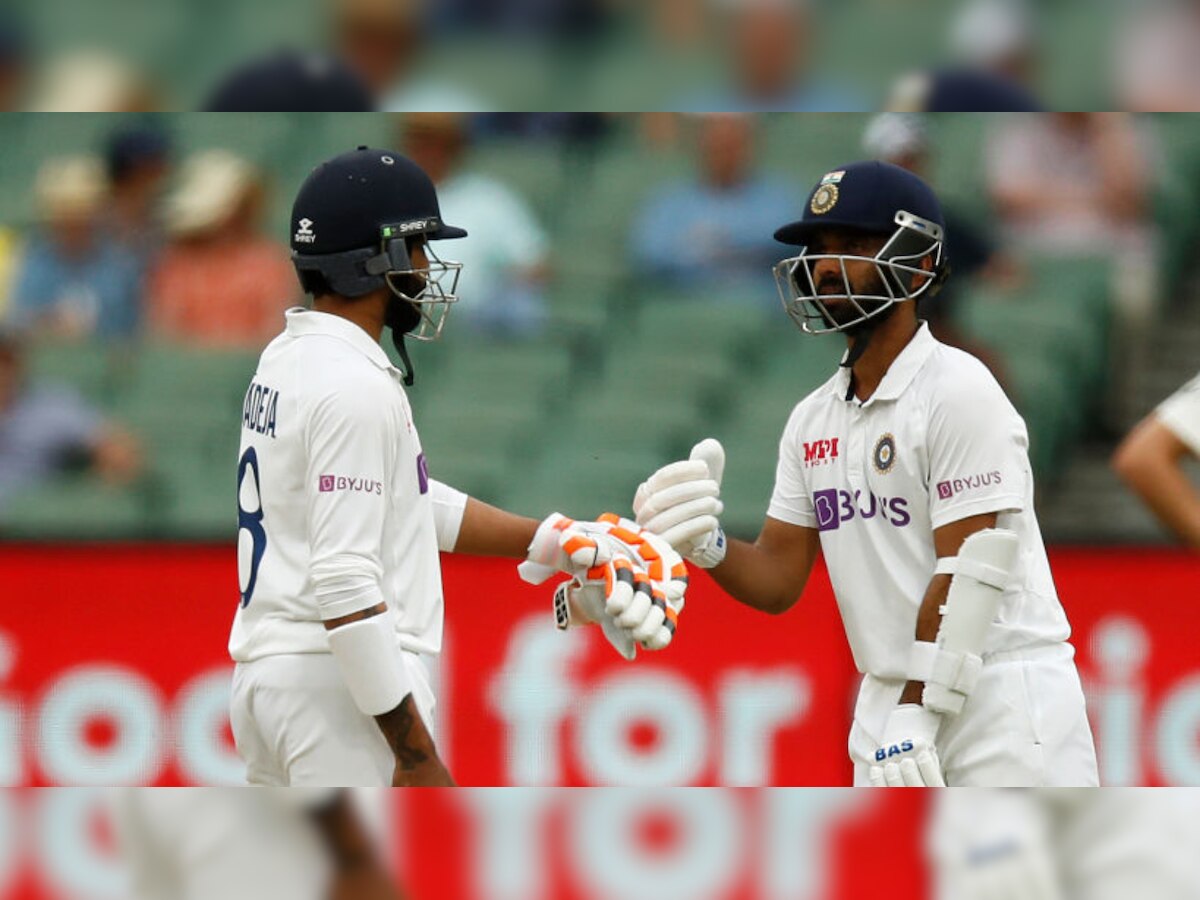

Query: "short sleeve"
<box><xmin>1157</xmin><ymin>373</ymin><xmax>1200</xmax><ymax>456</ymax></box>
<box><xmin>927</xmin><ymin>364</ymin><xmax>1028</xmax><ymax>530</ymax></box>
<box><xmin>304</xmin><ymin>378</ymin><xmax>394</xmax><ymax>620</ymax></box>
<box><xmin>767</xmin><ymin>405</ymin><xmax>818</xmax><ymax>528</ymax></box>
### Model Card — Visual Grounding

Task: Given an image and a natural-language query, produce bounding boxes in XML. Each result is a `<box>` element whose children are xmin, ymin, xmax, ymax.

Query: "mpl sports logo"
<box><xmin>319</xmin><ymin>474</ymin><xmax>383</xmax><ymax>494</ymax></box>
<box><xmin>936</xmin><ymin>470</ymin><xmax>1002</xmax><ymax>501</ymax></box>
<box><xmin>814</xmin><ymin>487</ymin><xmax>910</xmax><ymax>532</ymax></box>
<box><xmin>803</xmin><ymin>438</ymin><xmax>839</xmax><ymax>467</ymax></box>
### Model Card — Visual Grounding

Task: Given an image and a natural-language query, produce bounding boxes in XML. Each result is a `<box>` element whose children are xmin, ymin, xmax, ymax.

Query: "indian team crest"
<box><xmin>873</xmin><ymin>433</ymin><xmax>896</xmax><ymax>474</ymax></box>
<box><xmin>810</xmin><ymin>170</ymin><xmax>844</xmax><ymax>215</ymax></box>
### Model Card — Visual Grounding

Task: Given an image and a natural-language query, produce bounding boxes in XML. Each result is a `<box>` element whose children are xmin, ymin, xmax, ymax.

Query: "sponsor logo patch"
<box><xmin>294</xmin><ymin>217</ymin><xmax>316</xmax><ymax>244</ymax></box>
<box><xmin>318</xmin><ymin>474</ymin><xmax>383</xmax><ymax>495</ymax></box>
<box><xmin>813</xmin><ymin>487</ymin><xmax>910</xmax><ymax>532</ymax></box>
<box><xmin>803</xmin><ymin>438</ymin><xmax>840</xmax><ymax>467</ymax></box>
<box><xmin>936</xmin><ymin>471</ymin><xmax>1003</xmax><ymax>500</ymax></box>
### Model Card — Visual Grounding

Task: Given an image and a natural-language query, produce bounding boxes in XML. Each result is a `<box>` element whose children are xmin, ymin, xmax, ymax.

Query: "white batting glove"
<box><xmin>633</xmin><ymin>438</ymin><xmax>727</xmax><ymax>568</ymax></box>
<box><xmin>519</xmin><ymin>513</ymin><xmax>688</xmax><ymax>659</ymax></box>
<box><xmin>868</xmin><ymin>704</ymin><xmax>946</xmax><ymax>787</ymax></box>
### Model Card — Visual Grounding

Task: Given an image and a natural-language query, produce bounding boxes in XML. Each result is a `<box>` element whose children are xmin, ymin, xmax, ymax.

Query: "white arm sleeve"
<box><xmin>767</xmin><ymin>403</ymin><xmax>818</xmax><ymax>528</ymax></box>
<box><xmin>1157</xmin><ymin>373</ymin><xmax>1200</xmax><ymax>456</ymax></box>
<box><xmin>429</xmin><ymin>478</ymin><xmax>468</xmax><ymax>552</ymax></box>
<box><xmin>305</xmin><ymin>383</ymin><xmax>393</xmax><ymax>621</ymax></box>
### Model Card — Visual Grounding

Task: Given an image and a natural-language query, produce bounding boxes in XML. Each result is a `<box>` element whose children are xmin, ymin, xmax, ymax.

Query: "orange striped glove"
<box><xmin>519</xmin><ymin>513</ymin><xmax>688</xmax><ymax>659</ymax></box>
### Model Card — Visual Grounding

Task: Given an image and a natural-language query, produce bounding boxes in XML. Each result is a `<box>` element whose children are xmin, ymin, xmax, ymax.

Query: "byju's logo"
<box><xmin>936</xmin><ymin>471</ymin><xmax>1002</xmax><ymax>501</ymax></box>
<box><xmin>318</xmin><ymin>474</ymin><xmax>383</xmax><ymax>495</ymax></box>
<box><xmin>803</xmin><ymin>438</ymin><xmax>839</xmax><ymax>467</ymax></box>
<box><xmin>813</xmin><ymin>488</ymin><xmax>910</xmax><ymax>532</ymax></box>
<box><xmin>294</xmin><ymin>218</ymin><xmax>316</xmax><ymax>244</ymax></box>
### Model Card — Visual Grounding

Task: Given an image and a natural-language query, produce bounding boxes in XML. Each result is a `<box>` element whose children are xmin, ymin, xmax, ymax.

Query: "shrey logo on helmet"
<box><xmin>293</xmin><ymin>217</ymin><xmax>316</xmax><ymax>244</ymax></box>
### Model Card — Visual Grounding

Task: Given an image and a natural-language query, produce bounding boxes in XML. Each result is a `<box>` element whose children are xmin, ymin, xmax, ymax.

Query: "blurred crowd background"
<box><xmin>0</xmin><ymin>111</ymin><xmax>1198</xmax><ymax>543</ymax></box>
<box><xmin>1</xmin><ymin>0</ymin><xmax>1200</xmax><ymax>112</ymax></box>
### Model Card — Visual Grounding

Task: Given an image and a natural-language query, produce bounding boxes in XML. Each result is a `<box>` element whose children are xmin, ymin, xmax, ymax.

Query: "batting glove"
<box><xmin>868</xmin><ymin>704</ymin><xmax>946</xmax><ymax>787</ymax></box>
<box><xmin>519</xmin><ymin>513</ymin><xmax>688</xmax><ymax>659</ymax></box>
<box><xmin>633</xmin><ymin>438</ymin><xmax>727</xmax><ymax>568</ymax></box>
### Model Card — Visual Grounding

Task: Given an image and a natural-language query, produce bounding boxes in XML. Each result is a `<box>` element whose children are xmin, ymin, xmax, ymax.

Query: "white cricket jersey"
<box><xmin>229</xmin><ymin>308</ymin><xmax>443</xmax><ymax>662</ymax></box>
<box><xmin>1157</xmin><ymin>371</ymin><xmax>1200</xmax><ymax>456</ymax></box>
<box><xmin>767</xmin><ymin>322</ymin><xmax>1070</xmax><ymax>679</ymax></box>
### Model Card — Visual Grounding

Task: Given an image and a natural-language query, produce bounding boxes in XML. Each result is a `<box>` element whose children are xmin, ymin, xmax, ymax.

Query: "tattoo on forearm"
<box><xmin>376</xmin><ymin>696</ymin><xmax>430</xmax><ymax>769</ymax></box>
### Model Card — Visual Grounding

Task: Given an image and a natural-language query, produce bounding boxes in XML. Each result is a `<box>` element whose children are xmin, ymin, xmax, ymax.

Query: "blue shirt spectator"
<box><xmin>11</xmin><ymin>156</ymin><xmax>143</xmax><ymax>340</ymax></box>
<box><xmin>630</xmin><ymin>115</ymin><xmax>799</xmax><ymax>305</ymax></box>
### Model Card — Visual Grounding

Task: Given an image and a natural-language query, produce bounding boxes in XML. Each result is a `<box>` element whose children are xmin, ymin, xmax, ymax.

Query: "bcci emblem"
<box><xmin>810</xmin><ymin>183</ymin><xmax>839</xmax><ymax>215</ymax></box>
<box><xmin>873</xmin><ymin>433</ymin><xmax>896</xmax><ymax>474</ymax></box>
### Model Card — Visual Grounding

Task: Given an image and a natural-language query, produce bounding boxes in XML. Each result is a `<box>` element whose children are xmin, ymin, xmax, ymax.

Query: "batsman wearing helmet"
<box><xmin>228</xmin><ymin>147</ymin><xmax>688</xmax><ymax>787</ymax></box>
<box><xmin>633</xmin><ymin>161</ymin><xmax>1098</xmax><ymax>786</ymax></box>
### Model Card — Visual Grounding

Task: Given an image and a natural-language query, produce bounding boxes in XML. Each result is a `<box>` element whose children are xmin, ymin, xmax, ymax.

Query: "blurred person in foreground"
<box><xmin>0</xmin><ymin>329</ymin><xmax>141</xmax><ymax>515</ymax></box>
<box><xmin>630</xmin><ymin>161</ymin><xmax>1098</xmax><ymax>787</ymax></box>
<box><xmin>203</xmin><ymin>49</ymin><xmax>375</xmax><ymax>112</ymax></box>
<box><xmin>10</xmin><ymin>156</ymin><xmax>143</xmax><ymax>341</ymax></box>
<box><xmin>115</xmin><ymin>789</ymin><xmax>405</xmax><ymax>900</ymax></box>
<box><xmin>886</xmin><ymin>0</ymin><xmax>1042</xmax><ymax>112</ymax></box>
<box><xmin>985</xmin><ymin>112</ymin><xmax>1159</xmax><ymax>414</ymax></box>
<box><xmin>148</xmin><ymin>150</ymin><xmax>297</xmax><ymax>349</ymax></box>
<box><xmin>930</xmin><ymin>789</ymin><xmax>1200</xmax><ymax>899</ymax></box>
<box><xmin>678</xmin><ymin>0</ymin><xmax>867</xmax><ymax>112</ymax></box>
<box><xmin>1116</xmin><ymin>0</ymin><xmax>1200</xmax><ymax>111</ymax></box>
<box><xmin>862</xmin><ymin>113</ymin><xmax>1013</xmax><ymax>383</ymax></box>
<box><xmin>630</xmin><ymin>113</ymin><xmax>799</xmax><ymax>305</ymax></box>
<box><xmin>401</xmin><ymin>113</ymin><xmax>549</xmax><ymax>336</ymax></box>
<box><xmin>1112</xmin><ymin>373</ymin><xmax>1200</xmax><ymax>548</ymax></box>
<box><xmin>334</xmin><ymin>0</ymin><xmax>487</xmax><ymax>112</ymax></box>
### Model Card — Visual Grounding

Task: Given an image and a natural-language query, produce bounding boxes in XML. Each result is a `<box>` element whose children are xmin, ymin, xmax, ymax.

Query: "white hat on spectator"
<box><xmin>165</xmin><ymin>150</ymin><xmax>258</xmax><ymax>237</ymax></box>
<box><xmin>35</xmin><ymin>156</ymin><xmax>106</xmax><ymax>220</ymax></box>
<box><xmin>862</xmin><ymin>113</ymin><xmax>928</xmax><ymax>163</ymax></box>
<box><xmin>949</xmin><ymin>0</ymin><xmax>1033</xmax><ymax>68</ymax></box>
<box><xmin>30</xmin><ymin>50</ymin><xmax>148</xmax><ymax>112</ymax></box>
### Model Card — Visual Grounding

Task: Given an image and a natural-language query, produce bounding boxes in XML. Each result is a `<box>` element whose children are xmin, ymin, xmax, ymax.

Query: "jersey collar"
<box><xmin>284</xmin><ymin>307</ymin><xmax>397</xmax><ymax>373</ymax></box>
<box><xmin>829</xmin><ymin>320</ymin><xmax>937</xmax><ymax>407</ymax></box>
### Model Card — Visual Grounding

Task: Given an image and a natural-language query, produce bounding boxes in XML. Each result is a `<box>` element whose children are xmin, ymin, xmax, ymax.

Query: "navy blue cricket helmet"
<box><xmin>290</xmin><ymin>146</ymin><xmax>466</xmax><ymax>346</ymax></box>
<box><xmin>772</xmin><ymin>160</ymin><xmax>948</xmax><ymax>335</ymax></box>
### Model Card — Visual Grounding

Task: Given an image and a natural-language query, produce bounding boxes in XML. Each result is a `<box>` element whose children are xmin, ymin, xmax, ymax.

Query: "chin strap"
<box><xmin>392</xmin><ymin>331</ymin><xmax>415</xmax><ymax>387</ymax></box>
<box><xmin>840</xmin><ymin>323</ymin><xmax>877</xmax><ymax>401</ymax></box>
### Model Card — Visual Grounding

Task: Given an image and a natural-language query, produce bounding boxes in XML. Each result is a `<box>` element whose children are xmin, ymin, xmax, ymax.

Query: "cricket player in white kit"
<box><xmin>229</xmin><ymin>147</ymin><xmax>688</xmax><ymax>787</ymax></box>
<box><xmin>1113</xmin><ymin>371</ymin><xmax>1200</xmax><ymax>548</ymax></box>
<box><xmin>633</xmin><ymin>161</ymin><xmax>1098</xmax><ymax>786</ymax></box>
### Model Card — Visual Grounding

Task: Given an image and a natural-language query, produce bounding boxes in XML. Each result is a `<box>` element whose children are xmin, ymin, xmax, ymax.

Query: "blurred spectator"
<box><xmin>986</xmin><ymin>113</ymin><xmax>1160</xmax><ymax>417</ymax></box>
<box><xmin>148</xmin><ymin>150</ymin><xmax>296</xmax><ymax>349</ymax></box>
<box><xmin>0</xmin><ymin>13</ymin><xmax>29</xmax><ymax>111</ymax></box>
<box><xmin>28</xmin><ymin>50</ymin><xmax>157</xmax><ymax>111</ymax></box>
<box><xmin>679</xmin><ymin>0</ymin><xmax>867</xmax><ymax>112</ymax></box>
<box><xmin>862</xmin><ymin>112</ymin><xmax>1016</xmax><ymax>383</ymax></box>
<box><xmin>630</xmin><ymin>113</ymin><xmax>798</xmax><ymax>304</ymax></box>
<box><xmin>402</xmin><ymin>113</ymin><xmax>549</xmax><ymax>336</ymax></box>
<box><xmin>203</xmin><ymin>50</ymin><xmax>375</xmax><ymax>112</ymax></box>
<box><xmin>1116</xmin><ymin>0</ymin><xmax>1200</xmax><ymax>111</ymax></box>
<box><xmin>105</xmin><ymin>123</ymin><xmax>172</xmax><ymax>264</ymax></box>
<box><xmin>0</xmin><ymin>226</ymin><xmax>18</xmax><ymax>321</ymax></box>
<box><xmin>948</xmin><ymin>0</ymin><xmax>1038</xmax><ymax>91</ymax></box>
<box><xmin>0</xmin><ymin>329</ymin><xmax>141</xmax><ymax>514</ymax></box>
<box><xmin>10</xmin><ymin>156</ymin><xmax>143</xmax><ymax>341</ymax></box>
<box><xmin>886</xmin><ymin>0</ymin><xmax>1042</xmax><ymax>112</ymax></box>
<box><xmin>334</xmin><ymin>0</ymin><xmax>488</xmax><ymax>111</ymax></box>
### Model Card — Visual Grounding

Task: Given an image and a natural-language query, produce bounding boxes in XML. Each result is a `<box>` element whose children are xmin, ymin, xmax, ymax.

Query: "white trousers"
<box><xmin>850</xmin><ymin>642</ymin><xmax>1099</xmax><ymax>786</ymax></box>
<box><xmin>230</xmin><ymin>651</ymin><xmax>437</xmax><ymax>787</ymax></box>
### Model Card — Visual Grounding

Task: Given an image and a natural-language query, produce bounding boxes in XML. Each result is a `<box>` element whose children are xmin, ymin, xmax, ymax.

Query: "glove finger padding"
<box><xmin>636</xmin><ymin>479</ymin><xmax>721</xmax><ymax>524</ymax></box>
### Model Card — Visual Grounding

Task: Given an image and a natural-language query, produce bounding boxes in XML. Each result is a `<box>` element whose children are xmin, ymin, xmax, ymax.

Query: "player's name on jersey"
<box><xmin>242</xmin><ymin>381</ymin><xmax>280</xmax><ymax>438</ymax></box>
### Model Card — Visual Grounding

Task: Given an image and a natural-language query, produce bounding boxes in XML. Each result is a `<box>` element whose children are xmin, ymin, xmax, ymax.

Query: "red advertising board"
<box><xmin>1</xmin><ymin>546</ymin><xmax>1198</xmax><ymax>788</ymax></box>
